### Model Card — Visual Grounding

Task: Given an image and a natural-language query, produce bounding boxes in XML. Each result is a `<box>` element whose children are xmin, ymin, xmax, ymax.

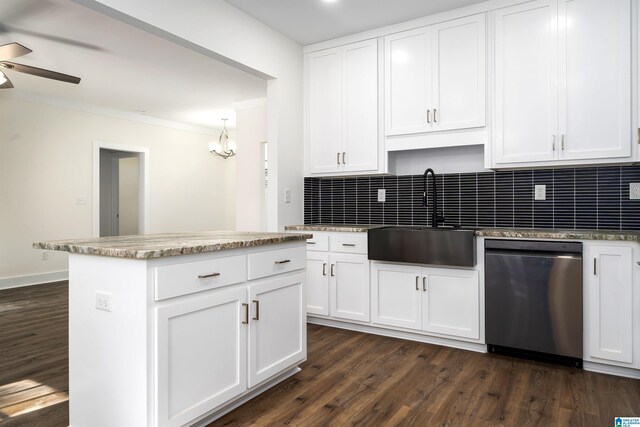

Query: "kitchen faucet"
<box><xmin>423</xmin><ymin>168</ymin><xmax>445</xmax><ymax>227</ymax></box>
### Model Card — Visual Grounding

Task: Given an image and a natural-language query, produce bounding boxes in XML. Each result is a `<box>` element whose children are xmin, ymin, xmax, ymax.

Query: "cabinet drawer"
<box><xmin>154</xmin><ymin>255</ymin><xmax>247</xmax><ymax>301</ymax></box>
<box><xmin>305</xmin><ymin>235</ymin><xmax>329</xmax><ymax>252</ymax></box>
<box><xmin>248</xmin><ymin>246</ymin><xmax>306</xmax><ymax>280</ymax></box>
<box><xmin>330</xmin><ymin>235</ymin><xmax>367</xmax><ymax>254</ymax></box>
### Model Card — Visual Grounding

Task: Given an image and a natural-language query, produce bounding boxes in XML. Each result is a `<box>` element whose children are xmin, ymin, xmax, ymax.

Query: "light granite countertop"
<box><xmin>476</xmin><ymin>228</ymin><xmax>640</xmax><ymax>243</ymax></box>
<box><xmin>286</xmin><ymin>224</ymin><xmax>640</xmax><ymax>242</ymax></box>
<box><xmin>34</xmin><ymin>231</ymin><xmax>313</xmax><ymax>259</ymax></box>
<box><xmin>285</xmin><ymin>224</ymin><xmax>384</xmax><ymax>233</ymax></box>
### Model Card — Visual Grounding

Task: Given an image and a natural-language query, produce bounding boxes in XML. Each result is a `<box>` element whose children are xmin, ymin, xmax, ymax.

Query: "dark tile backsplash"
<box><xmin>303</xmin><ymin>165</ymin><xmax>640</xmax><ymax>231</ymax></box>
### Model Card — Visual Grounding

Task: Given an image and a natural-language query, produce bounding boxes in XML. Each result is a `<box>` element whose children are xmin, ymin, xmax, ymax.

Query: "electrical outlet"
<box><xmin>95</xmin><ymin>292</ymin><xmax>112</xmax><ymax>312</ymax></box>
<box><xmin>377</xmin><ymin>189</ymin><xmax>386</xmax><ymax>202</ymax></box>
<box><xmin>535</xmin><ymin>185</ymin><xmax>546</xmax><ymax>201</ymax></box>
<box><xmin>41</xmin><ymin>251</ymin><xmax>48</xmax><ymax>261</ymax></box>
<box><xmin>630</xmin><ymin>183</ymin><xmax>640</xmax><ymax>200</ymax></box>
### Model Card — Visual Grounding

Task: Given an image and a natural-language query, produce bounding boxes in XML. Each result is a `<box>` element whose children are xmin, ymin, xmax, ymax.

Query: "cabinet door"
<box><xmin>385</xmin><ymin>26</ymin><xmax>433</xmax><ymax>136</ymax></box>
<box><xmin>493</xmin><ymin>1</ymin><xmax>558</xmax><ymax>164</ymax></box>
<box><xmin>156</xmin><ymin>286</ymin><xmax>247</xmax><ymax>427</ymax></box>
<box><xmin>585</xmin><ymin>245</ymin><xmax>633</xmax><ymax>364</ymax></box>
<box><xmin>306</xmin><ymin>251</ymin><xmax>329</xmax><ymax>316</ymax></box>
<box><xmin>371</xmin><ymin>262</ymin><xmax>422</xmax><ymax>330</ymax></box>
<box><xmin>330</xmin><ymin>253</ymin><xmax>370</xmax><ymax>322</ymax></box>
<box><xmin>248</xmin><ymin>273</ymin><xmax>306</xmax><ymax>387</ymax></box>
<box><xmin>422</xmin><ymin>268</ymin><xmax>479</xmax><ymax>340</ymax></box>
<box><xmin>342</xmin><ymin>39</ymin><xmax>379</xmax><ymax>172</ymax></box>
<box><xmin>432</xmin><ymin>14</ymin><xmax>486</xmax><ymax>132</ymax></box>
<box><xmin>558</xmin><ymin>0</ymin><xmax>632</xmax><ymax>160</ymax></box>
<box><xmin>307</xmin><ymin>48</ymin><xmax>343</xmax><ymax>174</ymax></box>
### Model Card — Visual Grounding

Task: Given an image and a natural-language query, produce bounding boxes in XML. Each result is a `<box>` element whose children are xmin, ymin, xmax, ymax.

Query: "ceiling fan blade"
<box><xmin>0</xmin><ymin>24</ymin><xmax>104</xmax><ymax>52</ymax></box>
<box><xmin>0</xmin><ymin>42</ymin><xmax>32</xmax><ymax>61</ymax></box>
<box><xmin>0</xmin><ymin>72</ymin><xmax>14</xmax><ymax>89</ymax></box>
<box><xmin>1</xmin><ymin>61</ymin><xmax>80</xmax><ymax>84</ymax></box>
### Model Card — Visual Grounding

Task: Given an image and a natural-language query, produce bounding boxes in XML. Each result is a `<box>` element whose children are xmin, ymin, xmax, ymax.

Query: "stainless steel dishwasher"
<box><xmin>485</xmin><ymin>239</ymin><xmax>583</xmax><ymax>367</ymax></box>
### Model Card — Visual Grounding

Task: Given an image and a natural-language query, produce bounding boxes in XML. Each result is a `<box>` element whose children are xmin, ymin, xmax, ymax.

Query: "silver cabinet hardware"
<box><xmin>561</xmin><ymin>134</ymin><xmax>565</xmax><ymax>150</ymax></box>
<box><xmin>337</xmin><ymin>152</ymin><xmax>340</xmax><ymax>165</ymax></box>
<box><xmin>252</xmin><ymin>300</ymin><xmax>260</xmax><ymax>320</ymax></box>
<box><xmin>241</xmin><ymin>303</ymin><xmax>249</xmax><ymax>324</ymax></box>
<box><xmin>426</xmin><ymin>110</ymin><xmax>431</xmax><ymax>124</ymax></box>
<box><xmin>594</xmin><ymin>258</ymin><xmax>597</xmax><ymax>275</ymax></box>
<box><xmin>342</xmin><ymin>152</ymin><xmax>346</xmax><ymax>164</ymax></box>
<box><xmin>342</xmin><ymin>243</ymin><xmax>356</xmax><ymax>247</ymax></box>
<box><xmin>422</xmin><ymin>277</ymin><xmax>427</xmax><ymax>292</ymax></box>
<box><xmin>198</xmin><ymin>272</ymin><xmax>220</xmax><ymax>279</ymax></box>
<box><xmin>330</xmin><ymin>264</ymin><xmax>335</xmax><ymax>277</ymax></box>
<box><xmin>274</xmin><ymin>259</ymin><xmax>291</xmax><ymax>265</ymax></box>
<box><xmin>415</xmin><ymin>276</ymin><xmax>419</xmax><ymax>291</ymax></box>
<box><xmin>322</xmin><ymin>263</ymin><xmax>327</xmax><ymax>276</ymax></box>
<box><xmin>552</xmin><ymin>135</ymin><xmax>556</xmax><ymax>151</ymax></box>
<box><xmin>306</xmin><ymin>241</ymin><xmax>316</xmax><ymax>245</ymax></box>
<box><xmin>433</xmin><ymin>108</ymin><xmax>437</xmax><ymax>123</ymax></box>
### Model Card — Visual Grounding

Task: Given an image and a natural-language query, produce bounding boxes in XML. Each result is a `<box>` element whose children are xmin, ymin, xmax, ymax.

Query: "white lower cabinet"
<box><xmin>156</xmin><ymin>286</ymin><xmax>248</xmax><ymax>427</ymax></box>
<box><xmin>584</xmin><ymin>243</ymin><xmax>636</xmax><ymax>366</ymax></box>
<box><xmin>330</xmin><ymin>253</ymin><xmax>370</xmax><ymax>322</ymax></box>
<box><xmin>305</xmin><ymin>232</ymin><xmax>370</xmax><ymax>323</ymax></box>
<box><xmin>305</xmin><ymin>251</ymin><xmax>330</xmax><ymax>316</ymax></box>
<box><xmin>371</xmin><ymin>262</ymin><xmax>480</xmax><ymax>341</ymax></box>
<box><xmin>248</xmin><ymin>273</ymin><xmax>306</xmax><ymax>387</ymax></box>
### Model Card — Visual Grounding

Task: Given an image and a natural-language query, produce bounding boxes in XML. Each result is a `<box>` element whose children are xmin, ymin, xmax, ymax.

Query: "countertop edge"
<box><xmin>33</xmin><ymin>233</ymin><xmax>314</xmax><ymax>260</ymax></box>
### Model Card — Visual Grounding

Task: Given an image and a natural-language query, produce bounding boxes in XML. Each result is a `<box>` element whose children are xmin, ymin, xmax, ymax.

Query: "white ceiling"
<box><xmin>224</xmin><ymin>0</ymin><xmax>489</xmax><ymax>45</ymax></box>
<box><xmin>0</xmin><ymin>0</ymin><xmax>267</xmax><ymax>130</ymax></box>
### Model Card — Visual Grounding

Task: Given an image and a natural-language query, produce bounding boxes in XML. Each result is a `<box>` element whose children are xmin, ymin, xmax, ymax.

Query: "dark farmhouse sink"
<box><xmin>367</xmin><ymin>226</ymin><xmax>476</xmax><ymax>267</ymax></box>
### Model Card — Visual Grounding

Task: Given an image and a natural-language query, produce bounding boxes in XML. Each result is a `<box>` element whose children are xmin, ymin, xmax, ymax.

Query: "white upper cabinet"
<box><xmin>385</xmin><ymin>14</ymin><xmax>486</xmax><ymax>137</ymax></box>
<box><xmin>305</xmin><ymin>39</ymin><xmax>379</xmax><ymax>176</ymax></box>
<box><xmin>493</xmin><ymin>1</ymin><xmax>558</xmax><ymax>164</ymax></box>
<box><xmin>492</xmin><ymin>0</ymin><xmax>633</xmax><ymax>167</ymax></box>
<box><xmin>558</xmin><ymin>0</ymin><xmax>632</xmax><ymax>161</ymax></box>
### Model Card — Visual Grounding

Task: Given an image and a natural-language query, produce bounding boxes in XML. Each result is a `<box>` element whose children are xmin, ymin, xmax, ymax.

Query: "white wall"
<box><xmin>0</xmin><ymin>96</ymin><xmax>234</xmax><ymax>281</ymax></box>
<box><xmin>75</xmin><ymin>0</ymin><xmax>304</xmax><ymax>231</ymax></box>
<box><xmin>234</xmin><ymin>98</ymin><xmax>267</xmax><ymax>231</ymax></box>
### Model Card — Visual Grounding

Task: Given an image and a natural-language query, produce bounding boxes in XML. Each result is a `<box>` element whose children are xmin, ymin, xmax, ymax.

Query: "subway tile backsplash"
<box><xmin>303</xmin><ymin>165</ymin><xmax>640</xmax><ymax>231</ymax></box>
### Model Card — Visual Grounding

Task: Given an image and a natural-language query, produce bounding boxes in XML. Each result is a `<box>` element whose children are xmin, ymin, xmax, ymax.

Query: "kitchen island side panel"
<box><xmin>68</xmin><ymin>254</ymin><xmax>149</xmax><ymax>427</ymax></box>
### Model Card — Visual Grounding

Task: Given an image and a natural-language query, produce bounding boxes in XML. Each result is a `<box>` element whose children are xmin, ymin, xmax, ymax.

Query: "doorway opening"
<box><xmin>93</xmin><ymin>141</ymin><xmax>149</xmax><ymax>237</ymax></box>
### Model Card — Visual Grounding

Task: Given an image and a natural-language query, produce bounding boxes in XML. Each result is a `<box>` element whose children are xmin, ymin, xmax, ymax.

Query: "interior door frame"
<box><xmin>93</xmin><ymin>140</ymin><xmax>149</xmax><ymax>237</ymax></box>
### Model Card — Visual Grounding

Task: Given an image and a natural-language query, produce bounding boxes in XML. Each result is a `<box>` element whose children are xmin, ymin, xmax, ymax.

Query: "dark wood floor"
<box><xmin>0</xmin><ymin>281</ymin><xmax>69</xmax><ymax>426</ymax></box>
<box><xmin>1</xmin><ymin>282</ymin><xmax>639</xmax><ymax>426</ymax></box>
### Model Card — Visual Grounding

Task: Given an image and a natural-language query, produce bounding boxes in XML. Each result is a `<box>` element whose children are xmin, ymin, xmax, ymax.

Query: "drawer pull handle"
<box><xmin>275</xmin><ymin>259</ymin><xmax>291</xmax><ymax>265</ymax></box>
<box><xmin>307</xmin><ymin>241</ymin><xmax>316</xmax><ymax>245</ymax></box>
<box><xmin>330</xmin><ymin>264</ymin><xmax>335</xmax><ymax>277</ymax></box>
<box><xmin>252</xmin><ymin>300</ymin><xmax>260</xmax><ymax>320</ymax></box>
<box><xmin>323</xmin><ymin>263</ymin><xmax>327</xmax><ymax>276</ymax></box>
<box><xmin>198</xmin><ymin>272</ymin><xmax>221</xmax><ymax>279</ymax></box>
<box><xmin>342</xmin><ymin>243</ymin><xmax>356</xmax><ymax>247</ymax></box>
<box><xmin>415</xmin><ymin>276</ymin><xmax>419</xmax><ymax>291</ymax></box>
<box><xmin>593</xmin><ymin>258</ymin><xmax>597</xmax><ymax>276</ymax></box>
<box><xmin>241</xmin><ymin>303</ymin><xmax>249</xmax><ymax>324</ymax></box>
<box><xmin>423</xmin><ymin>277</ymin><xmax>427</xmax><ymax>292</ymax></box>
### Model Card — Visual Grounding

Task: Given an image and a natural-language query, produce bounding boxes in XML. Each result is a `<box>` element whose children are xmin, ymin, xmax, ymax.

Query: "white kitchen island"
<box><xmin>34</xmin><ymin>231</ymin><xmax>312</xmax><ymax>427</ymax></box>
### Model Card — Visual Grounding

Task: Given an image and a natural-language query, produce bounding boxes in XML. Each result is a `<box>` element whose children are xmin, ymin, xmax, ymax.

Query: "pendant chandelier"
<box><xmin>208</xmin><ymin>118</ymin><xmax>236</xmax><ymax>159</ymax></box>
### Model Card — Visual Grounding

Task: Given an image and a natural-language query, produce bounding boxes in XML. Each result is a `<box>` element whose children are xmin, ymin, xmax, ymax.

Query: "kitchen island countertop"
<box><xmin>34</xmin><ymin>231</ymin><xmax>313</xmax><ymax>259</ymax></box>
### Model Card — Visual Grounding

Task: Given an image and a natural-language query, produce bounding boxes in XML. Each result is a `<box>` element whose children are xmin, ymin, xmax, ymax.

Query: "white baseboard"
<box><xmin>0</xmin><ymin>270</ymin><xmax>69</xmax><ymax>290</ymax></box>
<box><xmin>583</xmin><ymin>361</ymin><xmax>640</xmax><ymax>379</ymax></box>
<box><xmin>308</xmin><ymin>316</ymin><xmax>487</xmax><ymax>354</ymax></box>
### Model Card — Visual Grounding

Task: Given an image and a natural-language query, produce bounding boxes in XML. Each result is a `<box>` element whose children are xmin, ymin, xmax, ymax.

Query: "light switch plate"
<box><xmin>535</xmin><ymin>185</ymin><xmax>546</xmax><ymax>201</ymax></box>
<box><xmin>630</xmin><ymin>183</ymin><xmax>640</xmax><ymax>200</ymax></box>
<box><xmin>377</xmin><ymin>189</ymin><xmax>386</xmax><ymax>202</ymax></box>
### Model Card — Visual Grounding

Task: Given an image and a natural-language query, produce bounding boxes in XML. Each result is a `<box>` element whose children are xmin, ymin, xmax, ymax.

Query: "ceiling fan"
<box><xmin>0</xmin><ymin>42</ymin><xmax>81</xmax><ymax>89</ymax></box>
